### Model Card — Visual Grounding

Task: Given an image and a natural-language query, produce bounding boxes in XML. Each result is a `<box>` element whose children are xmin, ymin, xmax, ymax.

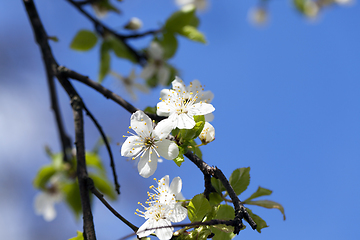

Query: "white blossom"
<box><xmin>111</xmin><ymin>69</ymin><xmax>149</xmax><ymax>100</ymax></box>
<box><xmin>157</xmin><ymin>77</ymin><xmax>215</xmax><ymax>129</ymax></box>
<box><xmin>34</xmin><ymin>189</ymin><xmax>62</xmax><ymax>221</ymax></box>
<box><xmin>136</xmin><ymin>176</ymin><xmax>187</xmax><ymax>240</ymax></box>
<box><xmin>160</xmin><ymin>77</ymin><xmax>214</xmax><ymax>122</ymax></box>
<box><xmin>121</xmin><ymin>110</ymin><xmax>179</xmax><ymax>178</ymax></box>
<box><xmin>140</xmin><ymin>42</ymin><xmax>170</xmax><ymax>86</ymax></box>
<box><xmin>199</xmin><ymin>122</ymin><xmax>215</xmax><ymax>144</ymax></box>
<box><xmin>124</xmin><ymin>17</ymin><xmax>143</xmax><ymax>30</ymax></box>
<box><xmin>176</xmin><ymin>0</ymin><xmax>208</xmax><ymax>10</ymax></box>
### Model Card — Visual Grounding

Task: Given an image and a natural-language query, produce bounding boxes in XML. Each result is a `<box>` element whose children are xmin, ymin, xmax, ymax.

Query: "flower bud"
<box><xmin>124</xmin><ymin>17</ymin><xmax>143</xmax><ymax>30</ymax></box>
<box><xmin>199</xmin><ymin>122</ymin><xmax>215</xmax><ymax>144</ymax></box>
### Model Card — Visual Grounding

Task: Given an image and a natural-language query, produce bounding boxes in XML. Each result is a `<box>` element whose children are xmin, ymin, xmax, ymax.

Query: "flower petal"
<box><xmin>172</xmin><ymin>76</ymin><xmax>186</xmax><ymax>92</ymax></box>
<box><xmin>156</xmin><ymin>140</ymin><xmax>179</xmax><ymax>160</ymax></box>
<box><xmin>167</xmin><ymin>204</ymin><xmax>188</xmax><ymax>223</ymax></box>
<box><xmin>157</xmin><ymin>101</ymin><xmax>172</xmax><ymax>117</ymax></box>
<box><xmin>131</xmin><ymin>110</ymin><xmax>153</xmax><ymax>137</ymax></box>
<box><xmin>153</xmin><ymin>119</ymin><xmax>174</xmax><ymax>140</ymax></box>
<box><xmin>140</xmin><ymin>63</ymin><xmax>156</xmax><ymax>80</ymax></box>
<box><xmin>176</xmin><ymin>113</ymin><xmax>196</xmax><ymax>129</ymax></box>
<box><xmin>157</xmin><ymin>65</ymin><xmax>171</xmax><ymax>86</ymax></box>
<box><xmin>149</xmin><ymin>42</ymin><xmax>164</xmax><ymax>60</ymax></box>
<box><xmin>204</xmin><ymin>112</ymin><xmax>214</xmax><ymax>122</ymax></box>
<box><xmin>137</xmin><ymin>219</ymin><xmax>155</xmax><ymax>238</ymax></box>
<box><xmin>120</xmin><ymin>136</ymin><xmax>143</xmax><ymax>157</ymax></box>
<box><xmin>169</xmin><ymin>177</ymin><xmax>182</xmax><ymax>195</ymax></box>
<box><xmin>198</xmin><ymin>90</ymin><xmax>214</xmax><ymax>103</ymax></box>
<box><xmin>160</xmin><ymin>89</ymin><xmax>172</xmax><ymax>100</ymax></box>
<box><xmin>137</xmin><ymin>150</ymin><xmax>158</xmax><ymax>178</ymax></box>
<box><xmin>189</xmin><ymin>102</ymin><xmax>215</xmax><ymax>116</ymax></box>
<box><xmin>155</xmin><ymin>219</ymin><xmax>174</xmax><ymax>240</ymax></box>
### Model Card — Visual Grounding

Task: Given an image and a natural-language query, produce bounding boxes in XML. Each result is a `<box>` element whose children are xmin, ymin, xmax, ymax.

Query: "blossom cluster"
<box><xmin>121</xmin><ymin>77</ymin><xmax>215</xmax><ymax>178</ymax></box>
<box><xmin>135</xmin><ymin>175</ymin><xmax>187</xmax><ymax>240</ymax></box>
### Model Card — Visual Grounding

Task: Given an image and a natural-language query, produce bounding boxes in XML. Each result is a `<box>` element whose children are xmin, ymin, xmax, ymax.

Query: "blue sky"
<box><xmin>0</xmin><ymin>0</ymin><xmax>359</xmax><ymax>239</ymax></box>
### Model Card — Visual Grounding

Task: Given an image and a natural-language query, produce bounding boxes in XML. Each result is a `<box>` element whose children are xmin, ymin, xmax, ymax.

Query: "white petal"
<box><xmin>199</xmin><ymin>122</ymin><xmax>215</xmax><ymax>143</ymax></box>
<box><xmin>155</xmin><ymin>219</ymin><xmax>174</xmax><ymax>240</ymax></box>
<box><xmin>160</xmin><ymin>89</ymin><xmax>172</xmax><ymax>100</ymax></box>
<box><xmin>204</xmin><ymin>113</ymin><xmax>214</xmax><ymax>122</ymax></box>
<box><xmin>137</xmin><ymin>219</ymin><xmax>155</xmax><ymax>238</ymax></box>
<box><xmin>177</xmin><ymin>113</ymin><xmax>196</xmax><ymax>129</ymax></box>
<box><xmin>131</xmin><ymin>110</ymin><xmax>153</xmax><ymax>137</ymax></box>
<box><xmin>157</xmin><ymin>65</ymin><xmax>171</xmax><ymax>86</ymax></box>
<box><xmin>34</xmin><ymin>192</ymin><xmax>57</xmax><ymax>221</ymax></box>
<box><xmin>43</xmin><ymin>205</ymin><xmax>57</xmax><ymax>222</ymax></box>
<box><xmin>156</xmin><ymin>101</ymin><xmax>171</xmax><ymax>117</ymax></box>
<box><xmin>169</xmin><ymin>177</ymin><xmax>182</xmax><ymax>195</ymax></box>
<box><xmin>160</xmin><ymin>175</ymin><xmax>170</xmax><ymax>189</ymax></box>
<box><xmin>137</xmin><ymin>150</ymin><xmax>158</xmax><ymax>178</ymax></box>
<box><xmin>149</xmin><ymin>42</ymin><xmax>164</xmax><ymax>60</ymax></box>
<box><xmin>140</xmin><ymin>63</ymin><xmax>156</xmax><ymax>80</ymax></box>
<box><xmin>153</xmin><ymin>119</ymin><xmax>174</xmax><ymax>140</ymax></box>
<box><xmin>167</xmin><ymin>204</ymin><xmax>188</xmax><ymax>223</ymax></box>
<box><xmin>172</xmin><ymin>77</ymin><xmax>186</xmax><ymax>92</ymax></box>
<box><xmin>120</xmin><ymin>136</ymin><xmax>143</xmax><ymax>157</ymax></box>
<box><xmin>188</xmin><ymin>102</ymin><xmax>215</xmax><ymax>116</ymax></box>
<box><xmin>198</xmin><ymin>90</ymin><xmax>214</xmax><ymax>103</ymax></box>
<box><xmin>186</xmin><ymin>79</ymin><xmax>202</xmax><ymax>93</ymax></box>
<box><xmin>156</xmin><ymin>140</ymin><xmax>179</xmax><ymax>160</ymax></box>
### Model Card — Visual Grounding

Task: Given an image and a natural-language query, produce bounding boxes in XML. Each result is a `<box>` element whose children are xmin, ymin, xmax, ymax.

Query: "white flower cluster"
<box><xmin>136</xmin><ymin>175</ymin><xmax>187</xmax><ymax>240</ymax></box>
<box><xmin>121</xmin><ymin>77</ymin><xmax>215</xmax><ymax>178</ymax></box>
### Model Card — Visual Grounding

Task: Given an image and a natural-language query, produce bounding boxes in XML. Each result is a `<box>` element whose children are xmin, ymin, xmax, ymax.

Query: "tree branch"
<box><xmin>23</xmin><ymin>0</ymin><xmax>72</xmax><ymax>163</ymax></box>
<box><xmin>87</xmin><ymin>177</ymin><xmax>138</xmax><ymax>232</ymax></box>
<box><xmin>72</xmin><ymin>96</ymin><xmax>97</xmax><ymax>240</ymax></box>
<box><xmin>23</xmin><ymin>1</ymin><xmax>97</xmax><ymax>239</ymax></box>
<box><xmin>66</xmin><ymin>0</ymin><xmax>146</xmax><ymax>65</ymax></box>
<box><xmin>184</xmin><ymin>151</ymin><xmax>257</xmax><ymax>234</ymax></box>
<box><xmin>58</xmin><ymin>66</ymin><xmax>165</xmax><ymax>122</ymax></box>
<box><xmin>81</xmin><ymin>103</ymin><xmax>120</xmax><ymax>194</ymax></box>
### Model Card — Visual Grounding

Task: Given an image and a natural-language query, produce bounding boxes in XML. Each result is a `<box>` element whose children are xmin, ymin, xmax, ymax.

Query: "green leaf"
<box><xmin>90</xmin><ymin>174</ymin><xmax>117</xmax><ymax>200</ymax></box>
<box><xmin>33</xmin><ymin>165</ymin><xmax>56</xmax><ymax>190</ymax></box>
<box><xmin>229</xmin><ymin>167</ymin><xmax>250</xmax><ymax>196</ymax></box>
<box><xmin>189</xmin><ymin>226</ymin><xmax>212</xmax><ymax>240</ymax></box>
<box><xmin>211</xmin><ymin>205</ymin><xmax>240</xmax><ymax>240</ymax></box>
<box><xmin>208</xmin><ymin>192</ymin><xmax>223</xmax><ymax>206</ymax></box>
<box><xmin>173</xmin><ymin>145</ymin><xmax>185</xmax><ymax>167</ymax></box>
<box><xmin>68</xmin><ymin>231</ymin><xmax>84</xmax><ymax>240</ymax></box>
<box><xmin>70</xmin><ymin>30</ymin><xmax>98</xmax><ymax>51</ymax></box>
<box><xmin>63</xmin><ymin>181</ymin><xmax>82</xmax><ymax>219</ymax></box>
<box><xmin>143</xmin><ymin>106</ymin><xmax>157</xmax><ymax>115</ymax></box>
<box><xmin>189</xmin><ymin>139</ymin><xmax>202</xmax><ymax>159</ymax></box>
<box><xmin>178</xmin><ymin>116</ymin><xmax>205</xmax><ymax>142</ymax></box>
<box><xmin>188</xmin><ymin>194</ymin><xmax>211</xmax><ymax>222</ymax></box>
<box><xmin>164</xmin><ymin>6</ymin><xmax>197</xmax><ymax>33</ymax></box>
<box><xmin>158</xmin><ymin>32</ymin><xmax>178</xmax><ymax>59</ymax></box>
<box><xmin>245</xmin><ymin>200</ymin><xmax>286</xmax><ymax>220</ymax></box>
<box><xmin>109</xmin><ymin>37</ymin><xmax>137</xmax><ymax>63</ymax></box>
<box><xmin>245</xmin><ymin>208</ymin><xmax>269</xmax><ymax>233</ymax></box>
<box><xmin>98</xmin><ymin>41</ymin><xmax>111</xmax><ymax>83</ymax></box>
<box><xmin>178</xmin><ymin>25</ymin><xmax>206</xmax><ymax>44</ymax></box>
<box><xmin>215</xmin><ymin>204</ymin><xmax>235</xmax><ymax>220</ymax></box>
<box><xmin>93</xmin><ymin>0</ymin><xmax>121</xmax><ymax>15</ymax></box>
<box><xmin>243</xmin><ymin>186</ymin><xmax>273</xmax><ymax>203</ymax></box>
<box><xmin>86</xmin><ymin>152</ymin><xmax>105</xmax><ymax>174</ymax></box>
<box><xmin>211</xmin><ymin>177</ymin><xmax>225</xmax><ymax>193</ymax></box>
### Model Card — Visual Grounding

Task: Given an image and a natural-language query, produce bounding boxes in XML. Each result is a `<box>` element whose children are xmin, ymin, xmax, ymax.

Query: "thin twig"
<box><xmin>121</xmin><ymin>29</ymin><xmax>162</xmax><ymax>39</ymax></box>
<box><xmin>81</xmin><ymin>103</ymin><xmax>120</xmax><ymax>194</ymax></box>
<box><xmin>23</xmin><ymin>0</ymin><xmax>72</xmax><ymax>163</ymax></box>
<box><xmin>184</xmin><ymin>151</ymin><xmax>257</xmax><ymax>234</ymax></box>
<box><xmin>87</xmin><ymin>177</ymin><xmax>138</xmax><ymax>232</ymax></box>
<box><xmin>72</xmin><ymin>96</ymin><xmax>97</xmax><ymax>240</ymax></box>
<box><xmin>58</xmin><ymin>67</ymin><xmax>165</xmax><ymax>122</ymax></box>
<box><xmin>66</xmin><ymin>0</ymin><xmax>146</xmax><ymax>65</ymax></box>
<box><xmin>23</xmin><ymin>1</ymin><xmax>97</xmax><ymax>239</ymax></box>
